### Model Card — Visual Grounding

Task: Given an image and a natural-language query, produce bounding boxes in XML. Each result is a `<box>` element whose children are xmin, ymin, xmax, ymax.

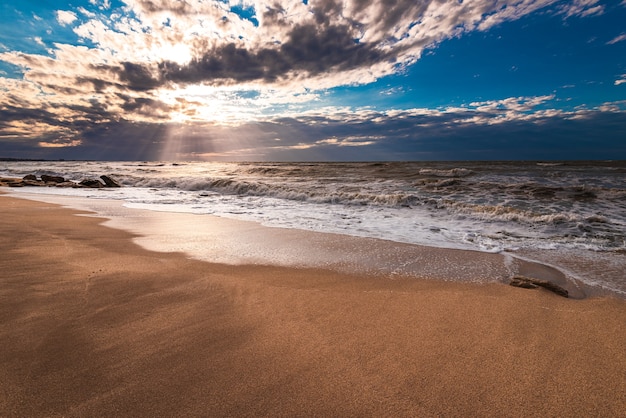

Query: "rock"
<box><xmin>79</xmin><ymin>179</ymin><xmax>103</xmax><ymax>188</ymax></box>
<box><xmin>41</xmin><ymin>174</ymin><xmax>65</xmax><ymax>183</ymax></box>
<box><xmin>56</xmin><ymin>181</ymin><xmax>80</xmax><ymax>188</ymax></box>
<box><xmin>509</xmin><ymin>275</ymin><xmax>569</xmax><ymax>298</ymax></box>
<box><xmin>100</xmin><ymin>175</ymin><xmax>121</xmax><ymax>188</ymax></box>
<box><xmin>1</xmin><ymin>177</ymin><xmax>45</xmax><ymax>187</ymax></box>
<box><xmin>509</xmin><ymin>278</ymin><xmax>539</xmax><ymax>289</ymax></box>
<box><xmin>22</xmin><ymin>180</ymin><xmax>44</xmax><ymax>187</ymax></box>
<box><xmin>22</xmin><ymin>174</ymin><xmax>37</xmax><ymax>181</ymax></box>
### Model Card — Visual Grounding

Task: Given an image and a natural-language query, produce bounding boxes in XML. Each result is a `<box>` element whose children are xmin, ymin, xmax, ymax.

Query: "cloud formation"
<box><xmin>56</xmin><ymin>10</ymin><xmax>78</xmax><ymax>26</ymax></box>
<box><xmin>558</xmin><ymin>0</ymin><xmax>604</xmax><ymax>18</ymax></box>
<box><xmin>6</xmin><ymin>0</ymin><xmax>580</xmax><ymax>95</ymax></box>
<box><xmin>0</xmin><ymin>0</ymin><xmax>625</xmax><ymax>160</ymax></box>
<box><xmin>608</xmin><ymin>33</ymin><xmax>626</xmax><ymax>45</ymax></box>
<box><xmin>2</xmin><ymin>90</ymin><xmax>624</xmax><ymax>161</ymax></box>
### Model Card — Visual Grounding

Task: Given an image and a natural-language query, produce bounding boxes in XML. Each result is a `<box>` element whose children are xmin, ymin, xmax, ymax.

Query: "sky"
<box><xmin>0</xmin><ymin>0</ymin><xmax>625</xmax><ymax>161</ymax></box>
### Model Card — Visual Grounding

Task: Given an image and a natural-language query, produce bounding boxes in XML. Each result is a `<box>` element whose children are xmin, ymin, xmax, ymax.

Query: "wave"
<box><xmin>4</xmin><ymin>160</ymin><xmax>624</xmax><ymax>236</ymax></box>
<box><xmin>536</xmin><ymin>162</ymin><xmax>564</xmax><ymax>167</ymax></box>
<box><xmin>117</xmin><ymin>173</ymin><xmax>432</xmax><ymax>208</ymax></box>
<box><xmin>447</xmin><ymin>201</ymin><xmax>583</xmax><ymax>224</ymax></box>
<box><xmin>418</xmin><ymin>168</ymin><xmax>474</xmax><ymax>177</ymax></box>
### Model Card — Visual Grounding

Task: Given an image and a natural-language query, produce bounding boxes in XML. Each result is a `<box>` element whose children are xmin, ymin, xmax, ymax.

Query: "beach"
<box><xmin>1</xmin><ymin>194</ymin><xmax>626</xmax><ymax>417</ymax></box>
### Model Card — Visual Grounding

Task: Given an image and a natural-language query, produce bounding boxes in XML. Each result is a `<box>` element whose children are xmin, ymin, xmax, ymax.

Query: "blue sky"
<box><xmin>0</xmin><ymin>0</ymin><xmax>625</xmax><ymax>161</ymax></box>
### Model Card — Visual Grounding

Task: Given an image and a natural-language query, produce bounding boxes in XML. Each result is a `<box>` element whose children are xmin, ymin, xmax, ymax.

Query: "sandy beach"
<box><xmin>1</xmin><ymin>194</ymin><xmax>626</xmax><ymax>417</ymax></box>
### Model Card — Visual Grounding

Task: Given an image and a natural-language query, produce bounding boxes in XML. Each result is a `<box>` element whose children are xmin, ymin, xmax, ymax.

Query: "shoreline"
<box><xmin>3</xmin><ymin>189</ymin><xmax>593</xmax><ymax>299</ymax></box>
<box><xmin>2</xmin><ymin>194</ymin><xmax>626</xmax><ymax>416</ymax></box>
<box><xmin>3</xmin><ymin>158</ymin><xmax>626</xmax><ymax>299</ymax></box>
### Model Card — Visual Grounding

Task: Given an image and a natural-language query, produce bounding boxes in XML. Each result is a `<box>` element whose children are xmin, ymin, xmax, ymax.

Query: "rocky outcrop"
<box><xmin>1</xmin><ymin>177</ymin><xmax>27</xmax><ymax>187</ymax></box>
<box><xmin>1</xmin><ymin>174</ymin><xmax>122</xmax><ymax>189</ymax></box>
<box><xmin>509</xmin><ymin>275</ymin><xmax>569</xmax><ymax>298</ymax></box>
<box><xmin>100</xmin><ymin>175</ymin><xmax>121</xmax><ymax>188</ymax></box>
<box><xmin>79</xmin><ymin>179</ymin><xmax>104</xmax><ymax>188</ymax></box>
<box><xmin>41</xmin><ymin>174</ymin><xmax>65</xmax><ymax>183</ymax></box>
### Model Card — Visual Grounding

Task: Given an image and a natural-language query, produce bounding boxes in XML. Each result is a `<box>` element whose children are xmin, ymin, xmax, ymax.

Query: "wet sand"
<box><xmin>1</xmin><ymin>195</ymin><xmax>625</xmax><ymax>417</ymax></box>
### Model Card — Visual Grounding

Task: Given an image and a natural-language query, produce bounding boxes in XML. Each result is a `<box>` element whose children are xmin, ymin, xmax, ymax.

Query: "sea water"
<box><xmin>3</xmin><ymin>160</ymin><xmax>625</xmax><ymax>296</ymax></box>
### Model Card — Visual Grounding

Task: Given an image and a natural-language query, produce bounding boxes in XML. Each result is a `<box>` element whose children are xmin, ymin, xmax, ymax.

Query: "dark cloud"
<box><xmin>310</xmin><ymin>0</ymin><xmax>345</xmax><ymax>25</ymax></box>
<box><xmin>0</xmin><ymin>105</ymin><xmax>59</xmax><ymax>124</ymax></box>
<box><xmin>118</xmin><ymin>95</ymin><xmax>171</xmax><ymax>117</ymax></box>
<box><xmin>112</xmin><ymin>0</ymin><xmax>464</xmax><ymax>89</ymax></box>
<box><xmin>156</xmin><ymin>23</ymin><xmax>384</xmax><ymax>85</ymax></box>
<box><xmin>118</xmin><ymin>62</ymin><xmax>162</xmax><ymax>91</ymax></box>
<box><xmin>345</xmin><ymin>0</ymin><xmax>430</xmax><ymax>34</ymax></box>
<box><xmin>282</xmin><ymin>23</ymin><xmax>383</xmax><ymax>72</ymax></box>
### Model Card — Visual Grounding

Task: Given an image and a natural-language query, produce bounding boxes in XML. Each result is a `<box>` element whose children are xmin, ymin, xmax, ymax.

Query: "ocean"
<box><xmin>3</xmin><ymin>160</ymin><xmax>625</xmax><ymax>297</ymax></box>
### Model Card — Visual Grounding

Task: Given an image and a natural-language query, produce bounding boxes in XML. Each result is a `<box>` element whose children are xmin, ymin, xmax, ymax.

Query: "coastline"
<box><xmin>3</xmin><ymin>190</ymin><xmax>594</xmax><ymax>298</ymax></box>
<box><xmin>2</xmin><ymin>194</ymin><xmax>626</xmax><ymax>416</ymax></box>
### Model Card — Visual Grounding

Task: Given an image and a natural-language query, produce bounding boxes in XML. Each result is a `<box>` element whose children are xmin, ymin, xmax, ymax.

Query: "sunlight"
<box><xmin>38</xmin><ymin>139</ymin><xmax>82</xmax><ymax>148</ymax></box>
<box><xmin>158</xmin><ymin>43</ymin><xmax>192</xmax><ymax>66</ymax></box>
<box><xmin>157</xmin><ymin>84</ymin><xmax>266</xmax><ymax>125</ymax></box>
<box><xmin>157</xmin><ymin>115</ymin><xmax>272</xmax><ymax>161</ymax></box>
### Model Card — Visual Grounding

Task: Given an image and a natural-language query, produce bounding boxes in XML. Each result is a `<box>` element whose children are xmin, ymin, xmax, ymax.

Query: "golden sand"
<box><xmin>1</xmin><ymin>195</ymin><xmax>625</xmax><ymax>416</ymax></box>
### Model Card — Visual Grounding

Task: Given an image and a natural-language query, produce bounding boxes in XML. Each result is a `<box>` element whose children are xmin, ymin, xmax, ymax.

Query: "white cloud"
<box><xmin>468</xmin><ymin>95</ymin><xmax>556</xmax><ymax>113</ymax></box>
<box><xmin>77</xmin><ymin>7</ymin><xmax>97</xmax><ymax>18</ymax></box>
<box><xmin>478</xmin><ymin>0</ymin><xmax>558</xmax><ymax>31</ymax></box>
<box><xmin>598</xmin><ymin>100</ymin><xmax>626</xmax><ymax>112</ymax></box>
<box><xmin>615</xmin><ymin>75</ymin><xmax>626</xmax><ymax>86</ymax></box>
<box><xmin>89</xmin><ymin>0</ymin><xmax>111</xmax><ymax>10</ymax></box>
<box><xmin>607</xmin><ymin>33</ymin><xmax>626</xmax><ymax>45</ymax></box>
<box><xmin>56</xmin><ymin>10</ymin><xmax>78</xmax><ymax>26</ymax></box>
<box><xmin>558</xmin><ymin>0</ymin><xmax>604</xmax><ymax>19</ymax></box>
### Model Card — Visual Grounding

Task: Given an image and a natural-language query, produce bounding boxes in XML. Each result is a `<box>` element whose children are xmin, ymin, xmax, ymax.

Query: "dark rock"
<box><xmin>509</xmin><ymin>275</ymin><xmax>569</xmax><ymax>298</ymax></box>
<box><xmin>79</xmin><ymin>179</ymin><xmax>104</xmax><ymax>188</ymax></box>
<box><xmin>41</xmin><ymin>174</ymin><xmax>65</xmax><ymax>183</ymax></box>
<box><xmin>22</xmin><ymin>174</ymin><xmax>37</xmax><ymax>181</ymax></box>
<box><xmin>100</xmin><ymin>175</ymin><xmax>121</xmax><ymax>188</ymax></box>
